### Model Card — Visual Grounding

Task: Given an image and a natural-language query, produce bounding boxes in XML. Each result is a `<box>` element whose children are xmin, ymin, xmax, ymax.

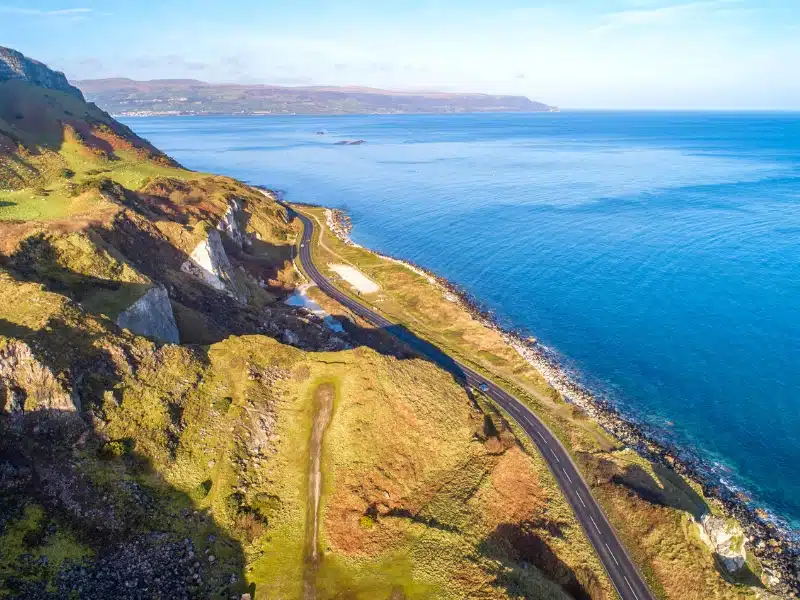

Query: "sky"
<box><xmin>1</xmin><ymin>0</ymin><xmax>799</xmax><ymax>109</ymax></box>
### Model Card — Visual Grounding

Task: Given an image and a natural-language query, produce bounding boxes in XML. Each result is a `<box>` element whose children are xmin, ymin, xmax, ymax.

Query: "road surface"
<box><xmin>293</xmin><ymin>209</ymin><xmax>656</xmax><ymax>600</ymax></box>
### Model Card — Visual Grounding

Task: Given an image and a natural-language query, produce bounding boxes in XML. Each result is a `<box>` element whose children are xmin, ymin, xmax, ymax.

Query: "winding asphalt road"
<box><xmin>293</xmin><ymin>209</ymin><xmax>656</xmax><ymax>600</ymax></box>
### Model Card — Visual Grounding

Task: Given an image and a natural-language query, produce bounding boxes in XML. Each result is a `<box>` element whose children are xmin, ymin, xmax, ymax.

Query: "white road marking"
<box><xmin>576</xmin><ymin>490</ymin><xmax>587</xmax><ymax>508</ymax></box>
<box><xmin>562</xmin><ymin>468</ymin><xmax>573</xmax><ymax>483</ymax></box>
<box><xmin>590</xmin><ymin>515</ymin><xmax>602</xmax><ymax>534</ymax></box>
<box><xmin>605</xmin><ymin>543</ymin><xmax>620</xmax><ymax>565</ymax></box>
<box><xmin>624</xmin><ymin>575</ymin><xmax>640</xmax><ymax>600</ymax></box>
<box><xmin>550</xmin><ymin>448</ymin><xmax>560</xmax><ymax>462</ymax></box>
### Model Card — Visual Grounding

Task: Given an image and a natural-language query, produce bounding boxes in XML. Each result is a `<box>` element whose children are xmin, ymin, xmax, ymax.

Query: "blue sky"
<box><xmin>1</xmin><ymin>0</ymin><xmax>799</xmax><ymax>108</ymax></box>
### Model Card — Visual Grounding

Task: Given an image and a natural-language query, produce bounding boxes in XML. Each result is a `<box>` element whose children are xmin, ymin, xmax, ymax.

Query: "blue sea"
<box><xmin>124</xmin><ymin>112</ymin><xmax>800</xmax><ymax>534</ymax></box>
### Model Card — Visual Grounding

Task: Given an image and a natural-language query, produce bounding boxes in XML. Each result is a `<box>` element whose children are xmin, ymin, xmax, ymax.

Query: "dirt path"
<box><xmin>303</xmin><ymin>382</ymin><xmax>335</xmax><ymax>600</ymax></box>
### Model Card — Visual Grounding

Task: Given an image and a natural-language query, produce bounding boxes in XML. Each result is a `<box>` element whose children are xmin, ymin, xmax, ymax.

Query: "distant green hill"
<box><xmin>75</xmin><ymin>77</ymin><xmax>555</xmax><ymax>116</ymax></box>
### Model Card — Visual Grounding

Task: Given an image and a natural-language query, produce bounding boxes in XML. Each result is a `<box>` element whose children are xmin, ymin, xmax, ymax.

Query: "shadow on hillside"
<box><xmin>0</xmin><ymin>204</ymin><xmax>487</xmax><ymax>411</ymax></box>
<box><xmin>595</xmin><ymin>458</ymin><xmax>764</xmax><ymax>588</ymax></box>
<box><xmin>0</xmin><ymin>200</ymin><xmax>15</xmax><ymax>208</ymax></box>
<box><xmin>612</xmin><ymin>462</ymin><xmax>709</xmax><ymax>519</ymax></box>
<box><xmin>4</xmin><ymin>232</ymin><xmax>152</xmax><ymax>313</ymax></box>
<box><xmin>0</xmin><ymin>81</ymin><xmax>171</xmax><ymax>164</ymax></box>
<box><xmin>478</xmin><ymin>522</ymin><xmax>604</xmax><ymax>600</ymax></box>
<box><xmin>0</xmin><ymin>220</ymin><xmax>483</xmax><ymax>390</ymax></box>
<box><xmin>0</xmin><ymin>406</ymin><xmax>247</xmax><ymax>599</ymax></box>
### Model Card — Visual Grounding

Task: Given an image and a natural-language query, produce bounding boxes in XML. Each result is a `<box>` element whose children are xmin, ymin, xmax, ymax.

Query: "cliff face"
<box><xmin>0</xmin><ymin>46</ymin><xmax>84</xmax><ymax>100</ymax></box>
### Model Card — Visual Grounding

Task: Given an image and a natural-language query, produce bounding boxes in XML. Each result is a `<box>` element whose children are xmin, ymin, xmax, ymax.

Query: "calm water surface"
<box><xmin>124</xmin><ymin>112</ymin><xmax>800</xmax><ymax>532</ymax></box>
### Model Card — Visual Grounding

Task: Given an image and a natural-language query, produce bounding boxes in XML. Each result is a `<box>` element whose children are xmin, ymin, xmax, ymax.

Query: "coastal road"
<box><xmin>292</xmin><ymin>208</ymin><xmax>656</xmax><ymax>600</ymax></box>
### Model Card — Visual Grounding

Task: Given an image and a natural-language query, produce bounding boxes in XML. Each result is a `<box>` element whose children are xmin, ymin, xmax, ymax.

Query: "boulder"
<box><xmin>0</xmin><ymin>339</ymin><xmax>78</xmax><ymax>428</ymax></box>
<box><xmin>115</xmin><ymin>284</ymin><xmax>180</xmax><ymax>344</ymax></box>
<box><xmin>696</xmin><ymin>513</ymin><xmax>747</xmax><ymax>573</ymax></box>
<box><xmin>281</xmin><ymin>329</ymin><xmax>300</xmax><ymax>347</ymax></box>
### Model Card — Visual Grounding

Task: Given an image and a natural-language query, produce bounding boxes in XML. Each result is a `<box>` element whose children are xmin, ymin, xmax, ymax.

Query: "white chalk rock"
<box><xmin>181</xmin><ymin>229</ymin><xmax>240</xmax><ymax>298</ymax></box>
<box><xmin>696</xmin><ymin>513</ymin><xmax>747</xmax><ymax>573</ymax></box>
<box><xmin>116</xmin><ymin>284</ymin><xmax>180</xmax><ymax>344</ymax></box>
<box><xmin>217</xmin><ymin>198</ymin><xmax>245</xmax><ymax>249</ymax></box>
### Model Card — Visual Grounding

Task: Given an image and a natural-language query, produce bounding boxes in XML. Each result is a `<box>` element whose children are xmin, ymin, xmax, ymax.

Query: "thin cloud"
<box><xmin>591</xmin><ymin>0</ymin><xmax>741</xmax><ymax>33</ymax></box>
<box><xmin>0</xmin><ymin>6</ymin><xmax>92</xmax><ymax>16</ymax></box>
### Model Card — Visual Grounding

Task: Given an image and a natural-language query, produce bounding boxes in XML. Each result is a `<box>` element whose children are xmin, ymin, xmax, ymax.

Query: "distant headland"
<box><xmin>74</xmin><ymin>77</ymin><xmax>557</xmax><ymax>116</ymax></box>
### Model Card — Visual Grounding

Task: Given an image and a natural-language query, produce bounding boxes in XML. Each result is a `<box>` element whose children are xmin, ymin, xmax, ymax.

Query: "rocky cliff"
<box><xmin>0</xmin><ymin>46</ymin><xmax>83</xmax><ymax>100</ymax></box>
<box><xmin>181</xmin><ymin>227</ymin><xmax>243</xmax><ymax>299</ymax></box>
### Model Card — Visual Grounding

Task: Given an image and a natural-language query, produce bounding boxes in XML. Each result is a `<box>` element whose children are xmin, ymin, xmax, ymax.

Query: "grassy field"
<box><xmin>0</xmin><ymin>79</ymin><xmax>192</xmax><ymax>222</ymax></box>
<box><xmin>293</xmin><ymin>206</ymin><xmax>762</xmax><ymax>600</ymax></box>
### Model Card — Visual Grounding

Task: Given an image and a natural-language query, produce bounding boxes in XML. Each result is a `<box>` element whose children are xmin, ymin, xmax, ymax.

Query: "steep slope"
<box><xmin>75</xmin><ymin>77</ymin><xmax>556</xmax><ymax>116</ymax></box>
<box><xmin>0</xmin><ymin>48</ymin><xmax>610</xmax><ymax>600</ymax></box>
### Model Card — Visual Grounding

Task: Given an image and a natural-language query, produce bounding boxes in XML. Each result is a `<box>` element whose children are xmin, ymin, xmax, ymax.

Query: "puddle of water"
<box><xmin>286</xmin><ymin>285</ymin><xmax>345</xmax><ymax>334</ymax></box>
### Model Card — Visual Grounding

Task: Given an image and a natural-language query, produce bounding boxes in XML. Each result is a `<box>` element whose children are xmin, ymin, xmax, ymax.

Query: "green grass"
<box><xmin>0</xmin><ymin>144</ymin><xmax>192</xmax><ymax>221</ymax></box>
<box><xmin>0</xmin><ymin>79</ymin><xmax>194</xmax><ymax>221</ymax></box>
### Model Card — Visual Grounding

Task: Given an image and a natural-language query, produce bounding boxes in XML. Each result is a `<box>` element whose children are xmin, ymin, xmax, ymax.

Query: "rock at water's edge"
<box><xmin>116</xmin><ymin>285</ymin><xmax>180</xmax><ymax>344</ymax></box>
<box><xmin>695</xmin><ymin>513</ymin><xmax>748</xmax><ymax>573</ymax></box>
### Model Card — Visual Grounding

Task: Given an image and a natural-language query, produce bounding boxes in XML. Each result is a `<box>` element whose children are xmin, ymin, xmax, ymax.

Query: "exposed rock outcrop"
<box><xmin>181</xmin><ymin>228</ymin><xmax>242</xmax><ymax>299</ymax></box>
<box><xmin>0</xmin><ymin>340</ymin><xmax>77</xmax><ymax>429</ymax></box>
<box><xmin>218</xmin><ymin>198</ymin><xmax>245</xmax><ymax>249</ymax></box>
<box><xmin>115</xmin><ymin>284</ymin><xmax>180</xmax><ymax>344</ymax></box>
<box><xmin>0</xmin><ymin>46</ymin><xmax>84</xmax><ymax>100</ymax></box>
<box><xmin>695</xmin><ymin>513</ymin><xmax>747</xmax><ymax>573</ymax></box>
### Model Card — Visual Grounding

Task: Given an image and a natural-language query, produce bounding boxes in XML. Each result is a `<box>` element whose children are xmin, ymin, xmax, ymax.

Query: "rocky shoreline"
<box><xmin>324</xmin><ymin>207</ymin><xmax>799</xmax><ymax>598</ymax></box>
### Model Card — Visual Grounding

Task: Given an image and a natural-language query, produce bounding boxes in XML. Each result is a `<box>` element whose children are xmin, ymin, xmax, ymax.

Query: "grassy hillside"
<box><xmin>295</xmin><ymin>207</ymin><xmax>769</xmax><ymax>600</ymax></box>
<box><xmin>0</xmin><ymin>55</ymin><xmax>609</xmax><ymax>599</ymax></box>
<box><xmin>0</xmin><ymin>79</ymin><xmax>183</xmax><ymax>221</ymax></box>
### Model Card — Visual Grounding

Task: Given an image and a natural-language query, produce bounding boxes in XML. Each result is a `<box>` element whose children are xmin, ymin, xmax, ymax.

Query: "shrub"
<box><xmin>358</xmin><ymin>515</ymin><xmax>375</xmax><ymax>530</ymax></box>
<box><xmin>101</xmin><ymin>441</ymin><xmax>126</xmax><ymax>458</ymax></box>
<box><xmin>212</xmin><ymin>396</ymin><xmax>232</xmax><ymax>414</ymax></box>
<box><xmin>232</xmin><ymin>511</ymin><xmax>266</xmax><ymax>543</ymax></box>
<box><xmin>190</xmin><ymin>479</ymin><xmax>213</xmax><ymax>501</ymax></box>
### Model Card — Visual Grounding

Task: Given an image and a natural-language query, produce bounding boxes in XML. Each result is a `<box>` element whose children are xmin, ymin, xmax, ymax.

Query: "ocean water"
<box><xmin>124</xmin><ymin>112</ymin><xmax>800</xmax><ymax>533</ymax></box>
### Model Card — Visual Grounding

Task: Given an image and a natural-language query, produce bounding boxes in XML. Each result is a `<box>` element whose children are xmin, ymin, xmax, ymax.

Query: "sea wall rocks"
<box><xmin>0</xmin><ymin>340</ymin><xmax>77</xmax><ymax>428</ymax></box>
<box><xmin>695</xmin><ymin>513</ymin><xmax>748</xmax><ymax>573</ymax></box>
<box><xmin>181</xmin><ymin>228</ymin><xmax>242</xmax><ymax>299</ymax></box>
<box><xmin>115</xmin><ymin>284</ymin><xmax>180</xmax><ymax>344</ymax></box>
<box><xmin>325</xmin><ymin>209</ymin><xmax>359</xmax><ymax>247</ymax></box>
<box><xmin>0</xmin><ymin>45</ymin><xmax>84</xmax><ymax>100</ymax></box>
